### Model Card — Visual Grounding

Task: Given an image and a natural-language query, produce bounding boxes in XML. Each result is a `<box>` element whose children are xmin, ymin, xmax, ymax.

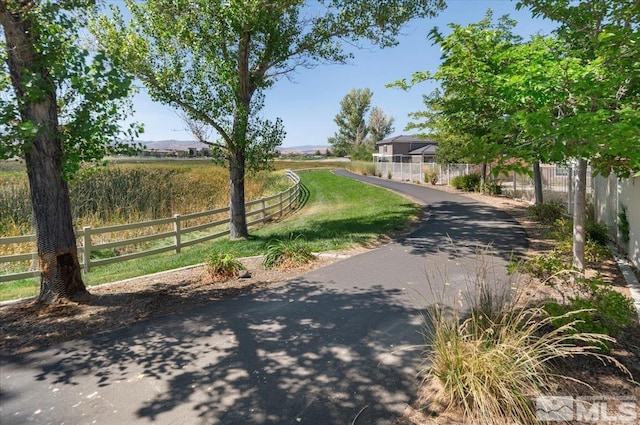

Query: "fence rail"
<box><xmin>0</xmin><ymin>170</ymin><xmax>301</xmax><ymax>284</ymax></box>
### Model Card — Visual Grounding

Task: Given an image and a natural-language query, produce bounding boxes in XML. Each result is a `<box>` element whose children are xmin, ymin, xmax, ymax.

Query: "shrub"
<box><xmin>481</xmin><ymin>181</ymin><xmax>502</xmax><ymax>196</ymax></box>
<box><xmin>205</xmin><ymin>251</ymin><xmax>244</xmax><ymax>280</ymax></box>
<box><xmin>544</xmin><ymin>276</ymin><xmax>636</xmax><ymax>347</ymax></box>
<box><xmin>423</xmin><ymin>273</ymin><xmax>622</xmax><ymax>424</ymax></box>
<box><xmin>618</xmin><ymin>205</ymin><xmax>630</xmax><ymax>244</ymax></box>
<box><xmin>549</xmin><ymin>217</ymin><xmax>572</xmax><ymax>241</ymax></box>
<box><xmin>527</xmin><ymin>200</ymin><xmax>566</xmax><ymax>225</ymax></box>
<box><xmin>450</xmin><ymin>173</ymin><xmax>481</xmax><ymax>192</ymax></box>
<box><xmin>263</xmin><ymin>235</ymin><xmax>315</xmax><ymax>269</ymax></box>
<box><xmin>551</xmin><ymin>218</ymin><xmax>611</xmax><ymax>263</ymax></box>
<box><xmin>510</xmin><ymin>250</ymin><xmax>571</xmax><ymax>280</ymax></box>
<box><xmin>423</xmin><ymin>167</ymin><xmax>439</xmax><ymax>185</ymax></box>
<box><xmin>586</xmin><ymin>220</ymin><xmax>609</xmax><ymax>245</ymax></box>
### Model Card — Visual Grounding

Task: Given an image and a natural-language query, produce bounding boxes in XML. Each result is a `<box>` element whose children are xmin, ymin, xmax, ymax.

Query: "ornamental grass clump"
<box><xmin>205</xmin><ymin>251</ymin><xmax>245</xmax><ymax>281</ymax></box>
<box><xmin>420</xmin><ymin>250</ymin><xmax>628</xmax><ymax>424</ymax></box>
<box><xmin>263</xmin><ymin>234</ymin><xmax>315</xmax><ymax>270</ymax></box>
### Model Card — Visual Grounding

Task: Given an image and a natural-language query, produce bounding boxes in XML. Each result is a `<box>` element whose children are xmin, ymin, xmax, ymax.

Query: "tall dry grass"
<box><xmin>1</xmin><ymin>162</ymin><xmax>289</xmax><ymax>233</ymax></box>
<box><xmin>0</xmin><ymin>162</ymin><xmax>291</xmax><ymax>268</ymax></box>
<box><xmin>346</xmin><ymin>160</ymin><xmax>378</xmax><ymax>176</ymax></box>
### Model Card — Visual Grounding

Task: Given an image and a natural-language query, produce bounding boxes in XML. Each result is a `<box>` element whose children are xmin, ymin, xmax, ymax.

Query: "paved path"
<box><xmin>0</xmin><ymin>171</ymin><xmax>528</xmax><ymax>425</ymax></box>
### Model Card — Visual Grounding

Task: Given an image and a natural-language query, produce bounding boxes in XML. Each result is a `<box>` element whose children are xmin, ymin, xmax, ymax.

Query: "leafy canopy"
<box><xmin>391</xmin><ymin>11</ymin><xmax>523</xmax><ymax>171</ymax></box>
<box><xmin>0</xmin><ymin>0</ymin><xmax>140</xmax><ymax>178</ymax></box>
<box><xmin>94</xmin><ymin>0</ymin><xmax>445</xmax><ymax>170</ymax></box>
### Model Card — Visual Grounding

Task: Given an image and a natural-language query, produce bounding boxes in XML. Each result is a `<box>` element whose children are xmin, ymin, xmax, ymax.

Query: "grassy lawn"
<box><xmin>1</xmin><ymin>170</ymin><xmax>419</xmax><ymax>301</ymax></box>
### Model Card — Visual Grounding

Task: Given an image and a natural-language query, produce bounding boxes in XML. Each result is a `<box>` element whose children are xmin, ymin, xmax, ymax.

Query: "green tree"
<box><xmin>328</xmin><ymin>88</ymin><xmax>373</xmax><ymax>157</ymax></box>
<box><xmin>367</xmin><ymin>106</ymin><xmax>395</xmax><ymax>144</ymax></box>
<box><xmin>494</xmin><ymin>35</ymin><xmax>569</xmax><ymax>204</ymax></box>
<box><xmin>95</xmin><ymin>0</ymin><xmax>445</xmax><ymax>238</ymax></box>
<box><xmin>329</xmin><ymin>89</ymin><xmax>395</xmax><ymax>159</ymax></box>
<box><xmin>349</xmin><ymin>106</ymin><xmax>395</xmax><ymax>161</ymax></box>
<box><xmin>393</xmin><ymin>11</ymin><xmax>523</xmax><ymax>186</ymax></box>
<box><xmin>517</xmin><ymin>0</ymin><xmax>640</xmax><ymax>270</ymax></box>
<box><xmin>0</xmin><ymin>0</ymin><xmax>139</xmax><ymax>303</ymax></box>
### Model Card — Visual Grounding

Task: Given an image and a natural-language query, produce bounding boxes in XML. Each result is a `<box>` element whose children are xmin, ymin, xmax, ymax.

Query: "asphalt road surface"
<box><xmin>0</xmin><ymin>170</ymin><xmax>527</xmax><ymax>425</ymax></box>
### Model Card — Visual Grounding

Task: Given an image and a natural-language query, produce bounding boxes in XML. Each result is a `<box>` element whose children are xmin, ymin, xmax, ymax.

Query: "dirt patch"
<box><xmin>0</xmin><ymin>251</ymin><xmax>366</xmax><ymax>355</ymax></box>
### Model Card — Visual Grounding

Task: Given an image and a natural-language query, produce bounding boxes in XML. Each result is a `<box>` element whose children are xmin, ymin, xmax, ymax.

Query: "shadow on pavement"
<box><xmin>401</xmin><ymin>199</ymin><xmax>528</xmax><ymax>261</ymax></box>
<box><xmin>2</xmin><ymin>279</ymin><xmax>428</xmax><ymax>425</ymax></box>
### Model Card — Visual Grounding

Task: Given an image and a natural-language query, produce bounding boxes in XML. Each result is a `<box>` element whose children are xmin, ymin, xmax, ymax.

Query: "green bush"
<box><xmin>527</xmin><ymin>200</ymin><xmax>566</xmax><ymax>225</ymax></box>
<box><xmin>482</xmin><ymin>181</ymin><xmax>502</xmax><ymax>196</ymax></box>
<box><xmin>349</xmin><ymin>144</ymin><xmax>375</xmax><ymax>161</ymax></box>
<box><xmin>263</xmin><ymin>235</ymin><xmax>315</xmax><ymax>269</ymax></box>
<box><xmin>618</xmin><ymin>205</ymin><xmax>630</xmax><ymax>244</ymax></box>
<box><xmin>586</xmin><ymin>220</ymin><xmax>609</xmax><ymax>245</ymax></box>
<box><xmin>544</xmin><ymin>277</ymin><xmax>636</xmax><ymax>351</ymax></box>
<box><xmin>510</xmin><ymin>250</ymin><xmax>570</xmax><ymax>279</ymax></box>
<box><xmin>205</xmin><ymin>251</ymin><xmax>244</xmax><ymax>280</ymax></box>
<box><xmin>450</xmin><ymin>173</ymin><xmax>481</xmax><ymax>192</ymax></box>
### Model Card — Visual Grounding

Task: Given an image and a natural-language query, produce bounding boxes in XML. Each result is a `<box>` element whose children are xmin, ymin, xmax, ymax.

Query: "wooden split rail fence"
<box><xmin>0</xmin><ymin>170</ymin><xmax>301</xmax><ymax>284</ymax></box>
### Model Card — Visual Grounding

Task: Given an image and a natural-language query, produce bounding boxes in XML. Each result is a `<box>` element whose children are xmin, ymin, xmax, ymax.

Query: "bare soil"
<box><xmin>1</xmin><ymin>184</ymin><xmax>638</xmax><ymax>424</ymax></box>
<box><xmin>0</xmin><ymin>251</ymin><xmax>366</xmax><ymax>355</ymax></box>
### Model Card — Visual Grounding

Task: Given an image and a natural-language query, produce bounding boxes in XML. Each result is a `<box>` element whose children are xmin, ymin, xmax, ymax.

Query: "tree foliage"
<box><xmin>394</xmin><ymin>1</ymin><xmax>638</xmax><ymax>269</ymax></box>
<box><xmin>0</xmin><ymin>0</ymin><xmax>139</xmax><ymax>303</ymax></box>
<box><xmin>515</xmin><ymin>0</ymin><xmax>640</xmax><ymax>269</ymax></box>
<box><xmin>95</xmin><ymin>0</ymin><xmax>445</xmax><ymax>238</ymax></box>
<box><xmin>392</xmin><ymin>11</ymin><xmax>523</xmax><ymax>182</ymax></box>
<box><xmin>328</xmin><ymin>88</ymin><xmax>395</xmax><ymax>159</ymax></box>
<box><xmin>0</xmin><ymin>0</ymin><xmax>140</xmax><ymax>176</ymax></box>
<box><xmin>368</xmin><ymin>106</ymin><xmax>396</xmax><ymax>145</ymax></box>
<box><xmin>328</xmin><ymin>88</ymin><xmax>372</xmax><ymax>156</ymax></box>
<box><xmin>516</xmin><ymin>0</ymin><xmax>640</xmax><ymax>177</ymax></box>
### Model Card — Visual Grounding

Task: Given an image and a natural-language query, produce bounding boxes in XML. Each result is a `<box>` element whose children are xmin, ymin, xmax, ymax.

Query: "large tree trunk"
<box><xmin>572</xmin><ymin>158</ymin><xmax>588</xmax><ymax>271</ymax></box>
<box><xmin>2</xmin><ymin>3</ymin><xmax>87</xmax><ymax>303</ymax></box>
<box><xmin>533</xmin><ymin>161</ymin><xmax>544</xmax><ymax>205</ymax></box>
<box><xmin>229</xmin><ymin>148</ymin><xmax>248</xmax><ymax>239</ymax></box>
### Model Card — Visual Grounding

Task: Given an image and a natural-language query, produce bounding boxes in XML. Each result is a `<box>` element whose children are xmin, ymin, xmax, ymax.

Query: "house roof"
<box><xmin>376</xmin><ymin>135</ymin><xmax>436</xmax><ymax>145</ymax></box>
<box><xmin>409</xmin><ymin>144</ymin><xmax>437</xmax><ymax>155</ymax></box>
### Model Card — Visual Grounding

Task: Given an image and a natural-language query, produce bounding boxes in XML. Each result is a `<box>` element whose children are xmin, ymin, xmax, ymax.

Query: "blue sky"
<box><xmin>127</xmin><ymin>0</ymin><xmax>556</xmax><ymax>147</ymax></box>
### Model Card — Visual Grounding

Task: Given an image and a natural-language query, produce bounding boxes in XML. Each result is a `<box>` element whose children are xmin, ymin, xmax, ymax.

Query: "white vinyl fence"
<box><xmin>376</xmin><ymin>162</ymin><xmax>472</xmax><ymax>185</ymax></box>
<box><xmin>0</xmin><ymin>170</ymin><xmax>301</xmax><ymax>284</ymax></box>
<box><xmin>593</xmin><ymin>174</ymin><xmax>640</xmax><ymax>269</ymax></box>
<box><xmin>376</xmin><ymin>161</ymin><xmax>591</xmax><ymax>209</ymax></box>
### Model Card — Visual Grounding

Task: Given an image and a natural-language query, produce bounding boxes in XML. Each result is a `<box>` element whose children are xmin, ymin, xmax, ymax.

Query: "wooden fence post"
<box><xmin>174</xmin><ymin>214</ymin><xmax>181</xmax><ymax>254</ymax></box>
<box><xmin>262</xmin><ymin>199</ymin><xmax>267</xmax><ymax>224</ymax></box>
<box><xmin>82</xmin><ymin>226</ymin><xmax>91</xmax><ymax>273</ymax></box>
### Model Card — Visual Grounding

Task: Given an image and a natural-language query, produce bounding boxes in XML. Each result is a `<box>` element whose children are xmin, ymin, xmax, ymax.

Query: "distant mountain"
<box><xmin>136</xmin><ymin>140</ymin><xmax>329</xmax><ymax>154</ymax></box>
<box><xmin>136</xmin><ymin>140</ymin><xmax>203</xmax><ymax>150</ymax></box>
<box><xmin>277</xmin><ymin>145</ymin><xmax>330</xmax><ymax>154</ymax></box>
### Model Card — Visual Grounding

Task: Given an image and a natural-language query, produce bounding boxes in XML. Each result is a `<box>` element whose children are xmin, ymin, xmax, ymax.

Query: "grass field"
<box><xmin>0</xmin><ymin>169</ymin><xmax>418</xmax><ymax>301</ymax></box>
